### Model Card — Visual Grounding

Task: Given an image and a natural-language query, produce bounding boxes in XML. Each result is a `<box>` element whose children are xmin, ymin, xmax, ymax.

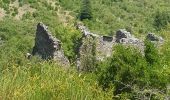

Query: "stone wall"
<box><xmin>32</xmin><ymin>23</ymin><xmax>70</xmax><ymax>67</ymax></box>
<box><xmin>76</xmin><ymin>23</ymin><xmax>163</xmax><ymax>71</ymax></box>
<box><xmin>96</xmin><ymin>36</ymin><xmax>116</xmax><ymax>61</ymax></box>
<box><xmin>31</xmin><ymin>22</ymin><xmax>164</xmax><ymax>70</ymax></box>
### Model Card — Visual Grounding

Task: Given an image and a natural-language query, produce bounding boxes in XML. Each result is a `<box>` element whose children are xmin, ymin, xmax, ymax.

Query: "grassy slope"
<box><xmin>0</xmin><ymin>1</ymin><xmax>113</xmax><ymax>99</ymax></box>
<box><xmin>0</xmin><ymin>0</ymin><xmax>170</xmax><ymax>99</ymax></box>
<box><xmin>0</xmin><ymin>60</ymin><xmax>112</xmax><ymax>99</ymax></box>
<box><xmin>59</xmin><ymin>0</ymin><xmax>170</xmax><ymax>36</ymax></box>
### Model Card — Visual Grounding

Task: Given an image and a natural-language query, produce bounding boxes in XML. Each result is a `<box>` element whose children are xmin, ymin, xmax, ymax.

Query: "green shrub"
<box><xmin>144</xmin><ymin>39</ymin><xmax>160</xmax><ymax>66</ymax></box>
<box><xmin>54</xmin><ymin>26</ymin><xmax>82</xmax><ymax>63</ymax></box>
<box><xmin>154</xmin><ymin>11</ymin><xmax>170</xmax><ymax>30</ymax></box>
<box><xmin>2</xmin><ymin>0</ymin><xmax>10</xmax><ymax>4</ymax></box>
<box><xmin>98</xmin><ymin>45</ymin><xmax>168</xmax><ymax>99</ymax></box>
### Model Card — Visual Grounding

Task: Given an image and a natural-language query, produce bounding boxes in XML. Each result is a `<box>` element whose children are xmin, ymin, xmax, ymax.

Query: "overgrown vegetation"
<box><xmin>98</xmin><ymin>44</ymin><xmax>169</xmax><ymax>99</ymax></box>
<box><xmin>0</xmin><ymin>0</ymin><xmax>170</xmax><ymax>99</ymax></box>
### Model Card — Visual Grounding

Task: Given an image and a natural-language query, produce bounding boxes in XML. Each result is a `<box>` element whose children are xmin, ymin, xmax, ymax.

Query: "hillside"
<box><xmin>0</xmin><ymin>0</ymin><xmax>170</xmax><ymax>99</ymax></box>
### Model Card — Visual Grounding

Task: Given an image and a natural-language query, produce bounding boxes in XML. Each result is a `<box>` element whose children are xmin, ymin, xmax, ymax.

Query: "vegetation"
<box><xmin>98</xmin><ymin>45</ymin><xmax>169</xmax><ymax>99</ymax></box>
<box><xmin>79</xmin><ymin>0</ymin><xmax>93</xmax><ymax>21</ymax></box>
<box><xmin>78</xmin><ymin>36</ymin><xmax>96</xmax><ymax>71</ymax></box>
<box><xmin>0</xmin><ymin>0</ymin><xmax>170</xmax><ymax>99</ymax></box>
<box><xmin>154</xmin><ymin>11</ymin><xmax>170</xmax><ymax>31</ymax></box>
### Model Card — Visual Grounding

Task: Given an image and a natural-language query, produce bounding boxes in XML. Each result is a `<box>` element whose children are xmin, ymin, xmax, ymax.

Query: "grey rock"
<box><xmin>116</xmin><ymin>29</ymin><xmax>132</xmax><ymax>42</ymax></box>
<box><xmin>76</xmin><ymin>34</ymin><xmax>96</xmax><ymax>71</ymax></box>
<box><xmin>32</xmin><ymin>22</ymin><xmax>70</xmax><ymax>67</ymax></box>
<box><xmin>115</xmin><ymin>29</ymin><xmax>145</xmax><ymax>54</ymax></box>
<box><xmin>26</xmin><ymin>53</ymin><xmax>32</xmax><ymax>59</ymax></box>
<box><xmin>146</xmin><ymin>33</ymin><xmax>164</xmax><ymax>43</ymax></box>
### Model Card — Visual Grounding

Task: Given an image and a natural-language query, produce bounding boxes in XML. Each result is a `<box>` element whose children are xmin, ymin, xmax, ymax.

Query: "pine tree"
<box><xmin>79</xmin><ymin>0</ymin><xmax>92</xmax><ymax>21</ymax></box>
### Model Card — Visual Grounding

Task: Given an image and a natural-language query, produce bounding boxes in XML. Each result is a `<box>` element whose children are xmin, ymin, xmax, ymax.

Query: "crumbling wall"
<box><xmin>76</xmin><ymin>23</ymin><xmax>164</xmax><ymax>71</ymax></box>
<box><xmin>115</xmin><ymin>29</ymin><xmax>145</xmax><ymax>54</ymax></box>
<box><xmin>77</xmin><ymin>35</ymin><xmax>96</xmax><ymax>71</ymax></box>
<box><xmin>96</xmin><ymin>36</ymin><xmax>116</xmax><ymax>61</ymax></box>
<box><xmin>32</xmin><ymin>22</ymin><xmax>70</xmax><ymax>67</ymax></box>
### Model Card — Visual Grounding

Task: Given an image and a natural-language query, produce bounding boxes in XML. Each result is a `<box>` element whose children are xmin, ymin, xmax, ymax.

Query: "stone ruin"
<box><xmin>115</xmin><ymin>29</ymin><xmax>145</xmax><ymax>54</ymax></box>
<box><xmin>96</xmin><ymin>36</ymin><xmax>116</xmax><ymax>61</ymax></box>
<box><xmin>76</xmin><ymin>23</ymin><xmax>164</xmax><ymax>71</ymax></box>
<box><xmin>76</xmin><ymin>23</ymin><xmax>116</xmax><ymax>62</ymax></box>
<box><xmin>32</xmin><ymin>22</ymin><xmax>70</xmax><ymax>67</ymax></box>
<box><xmin>30</xmin><ymin>22</ymin><xmax>164</xmax><ymax>70</ymax></box>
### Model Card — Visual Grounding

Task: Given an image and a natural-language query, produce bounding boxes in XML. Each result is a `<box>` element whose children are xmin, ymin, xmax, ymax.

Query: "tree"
<box><xmin>79</xmin><ymin>0</ymin><xmax>93</xmax><ymax>21</ymax></box>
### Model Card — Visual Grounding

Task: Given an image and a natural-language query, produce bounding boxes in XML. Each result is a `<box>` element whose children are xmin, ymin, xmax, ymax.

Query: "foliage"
<box><xmin>0</xmin><ymin>59</ymin><xmax>113</xmax><ymax>100</ymax></box>
<box><xmin>0</xmin><ymin>18</ymin><xmax>112</xmax><ymax>100</ymax></box>
<box><xmin>144</xmin><ymin>39</ymin><xmax>160</xmax><ymax>66</ymax></box>
<box><xmin>154</xmin><ymin>11</ymin><xmax>170</xmax><ymax>30</ymax></box>
<box><xmin>97</xmin><ymin>45</ymin><xmax>169</xmax><ymax>99</ymax></box>
<box><xmin>0</xmin><ymin>0</ymin><xmax>170</xmax><ymax>99</ymax></box>
<box><xmin>59</xmin><ymin>0</ymin><xmax>170</xmax><ymax>34</ymax></box>
<box><xmin>79</xmin><ymin>0</ymin><xmax>93</xmax><ymax>21</ymax></box>
<box><xmin>54</xmin><ymin>26</ymin><xmax>82</xmax><ymax>63</ymax></box>
<box><xmin>78</xmin><ymin>36</ymin><xmax>96</xmax><ymax>72</ymax></box>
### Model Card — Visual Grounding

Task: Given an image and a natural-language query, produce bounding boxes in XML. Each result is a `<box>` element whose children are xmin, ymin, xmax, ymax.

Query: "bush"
<box><xmin>144</xmin><ymin>39</ymin><xmax>160</xmax><ymax>66</ymax></box>
<box><xmin>97</xmin><ymin>45</ymin><xmax>168</xmax><ymax>99</ymax></box>
<box><xmin>154</xmin><ymin>11</ymin><xmax>170</xmax><ymax>30</ymax></box>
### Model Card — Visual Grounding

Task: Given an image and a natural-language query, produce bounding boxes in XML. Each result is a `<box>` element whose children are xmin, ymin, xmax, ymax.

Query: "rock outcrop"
<box><xmin>77</xmin><ymin>23</ymin><xmax>116</xmax><ymax>62</ymax></box>
<box><xmin>116</xmin><ymin>29</ymin><xmax>132</xmax><ymax>43</ymax></box>
<box><xmin>76</xmin><ymin>22</ymin><xmax>99</xmax><ymax>37</ymax></box>
<box><xmin>32</xmin><ymin>23</ymin><xmax>70</xmax><ymax>67</ymax></box>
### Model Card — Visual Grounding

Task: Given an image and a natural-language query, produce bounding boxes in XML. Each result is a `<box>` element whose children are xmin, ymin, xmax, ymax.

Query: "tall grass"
<box><xmin>0</xmin><ymin>59</ymin><xmax>113</xmax><ymax>100</ymax></box>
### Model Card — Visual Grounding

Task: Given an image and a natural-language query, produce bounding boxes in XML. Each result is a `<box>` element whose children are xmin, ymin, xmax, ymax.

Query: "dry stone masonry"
<box><xmin>76</xmin><ymin>23</ymin><xmax>116</xmax><ymax>62</ymax></box>
<box><xmin>115</xmin><ymin>29</ymin><xmax>145</xmax><ymax>54</ymax></box>
<box><xmin>96</xmin><ymin>36</ymin><xmax>116</xmax><ymax>61</ymax></box>
<box><xmin>31</xmin><ymin>22</ymin><xmax>164</xmax><ymax>70</ymax></box>
<box><xmin>76</xmin><ymin>23</ymin><xmax>163</xmax><ymax>71</ymax></box>
<box><xmin>76</xmin><ymin>23</ymin><xmax>97</xmax><ymax>71</ymax></box>
<box><xmin>76</xmin><ymin>23</ymin><xmax>117</xmax><ymax>71</ymax></box>
<box><xmin>32</xmin><ymin>22</ymin><xmax>70</xmax><ymax>67</ymax></box>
